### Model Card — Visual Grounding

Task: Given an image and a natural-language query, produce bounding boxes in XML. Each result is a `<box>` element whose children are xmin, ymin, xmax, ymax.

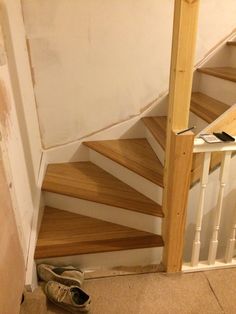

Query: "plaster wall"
<box><xmin>21</xmin><ymin>0</ymin><xmax>236</xmax><ymax>149</ymax></box>
<box><xmin>0</xmin><ymin>154</ymin><xmax>25</xmax><ymax>314</ymax></box>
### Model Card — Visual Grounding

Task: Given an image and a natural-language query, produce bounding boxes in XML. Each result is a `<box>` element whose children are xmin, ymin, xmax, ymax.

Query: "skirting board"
<box><xmin>36</xmin><ymin>247</ymin><xmax>163</xmax><ymax>271</ymax></box>
<box><xmin>25</xmin><ymin>155</ymin><xmax>48</xmax><ymax>292</ymax></box>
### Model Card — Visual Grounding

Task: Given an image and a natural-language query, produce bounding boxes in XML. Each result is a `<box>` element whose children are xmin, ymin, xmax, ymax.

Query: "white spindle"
<box><xmin>208</xmin><ymin>151</ymin><xmax>232</xmax><ymax>265</ymax></box>
<box><xmin>225</xmin><ymin>205</ymin><xmax>236</xmax><ymax>263</ymax></box>
<box><xmin>191</xmin><ymin>152</ymin><xmax>211</xmax><ymax>266</ymax></box>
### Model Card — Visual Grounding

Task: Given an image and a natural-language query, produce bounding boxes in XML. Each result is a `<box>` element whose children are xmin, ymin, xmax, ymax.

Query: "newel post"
<box><xmin>162</xmin><ymin>0</ymin><xmax>200</xmax><ymax>272</ymax></box>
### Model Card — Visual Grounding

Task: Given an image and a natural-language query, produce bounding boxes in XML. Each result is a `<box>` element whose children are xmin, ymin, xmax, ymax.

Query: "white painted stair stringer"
<box><xmin>88</xmin><ymin>149</ymin><xmax>163</xmax><ymax>204</ymax></box>
<box><xmin>145</xmin><ymin>128</ymin><xmax>165</xmax><ymax>166</ymax></box>
<box><xmin>36</xmin><ymin>247</ymin><xmax>163</xmax><ymax>271</ymax></box>
<box><xmin>44</xmin><ymin>192</ymin><xmax>162</xmax><ymax>235</ymax></box>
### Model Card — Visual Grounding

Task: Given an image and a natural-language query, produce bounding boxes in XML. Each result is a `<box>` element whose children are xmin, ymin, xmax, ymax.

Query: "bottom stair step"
<box><xmin>35</xmin><ymin>207</ymin><xmax>164</xmax><ymax>259</ymax></box>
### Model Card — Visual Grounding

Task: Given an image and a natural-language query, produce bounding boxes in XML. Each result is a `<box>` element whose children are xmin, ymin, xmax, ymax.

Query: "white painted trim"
<box><xmin>145</xmin><ymin>128</ymin><xmax>165</xmax><ymax>166</ymax></box>
<box><xmin>25</xmin><ymin>154</ymin><xmax>47</xmax><ymax>291</ymax></box>
<box><xmin>44</xmin><ymin>192</ymin><xmax>162</xmax><ymax>235</ymax></box>
<box><xmin>37</xmin><ymin>152</ymin><xmax>48</xmax><ymax>188</ymax></box>
<box><xmin>36</xmin><ymin>247</ymin><xmax>163</xmax><ymax>270</ymax></box>
<box><xmin>25</xmin><ymin>194</ymin><xmax>45</xmax><ymax>291</ymax></box>
<box><xmin>193</xmin><ymin>137</ymin><xmax>236</xmax><ymax>153</ymax></box>
<box><xmin>183</xmin><ymin>258</ymin><xmax>236</xmax><ymax>272</ymax></box>
<box><xmin>88</xmin><ymin>149</ymin><xmax>163</xmax><ymax>204</ymax></box>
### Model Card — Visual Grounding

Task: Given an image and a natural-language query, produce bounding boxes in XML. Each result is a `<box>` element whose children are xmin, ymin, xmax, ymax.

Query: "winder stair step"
<box><xmin>35</xmin><ymin>207</ymin><xmax>164</xmax><ymax>259</ymax></box>
<box><xmin>42</xmin><ymin>161</ymin><xmax>163</xmax><ymax>217</ymax></box>
<box><xmin>84</xmin><ymin>138</ymin><xmax>164</xmax><ymax>187</ymax></box>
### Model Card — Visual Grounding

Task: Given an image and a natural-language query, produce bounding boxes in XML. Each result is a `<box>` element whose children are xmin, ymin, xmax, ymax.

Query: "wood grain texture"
<box><xmin>162</xmin><ymin>131</ymin><xmax>194</xmax><ymax>272</ymax></box>
<box><xmin>191</xmin><ymin>92</ymin><xmax>229</xmax><ymax>123</ymax></box>
<box><xmin>167</xmin><ymin>0</ymin><xmax>200</xmax><ymax>132</ymax></box>
<box><xmin>84</xmin><ymin>139</ymin><xmax>164</xmax><ymax>187</ymax></box>
<box><xmin>142</xmin><ymin>116</ymin><xmax>167</xmax><ymax>149</ymax></box>
<box><xmin>201</xmin><ymin>104</ymin><xmax>236</xmax><ymax>136</ymax></box>
<box><xmin>227</xmin><ymin>41</ymin><xmax>236</xmax><ymax>46</ymax></box>
<box><xmin>42</xmin><ymin>162</ymin><xmax>163</xmax><ymax>217</ymax></box>
<box><xmin>198</xmin><ymin>67</ymin><xmax>236</xmax><ymax>83</ymax></box>
<box><xmin>35</xmin><ymin>207</ymin><xmax>164</xmax><ymax>259</ymax></box>
<box><xmin>163</xmin><ymin>0</ymin><xmax>200</xmax><ymax>272</ymax></box>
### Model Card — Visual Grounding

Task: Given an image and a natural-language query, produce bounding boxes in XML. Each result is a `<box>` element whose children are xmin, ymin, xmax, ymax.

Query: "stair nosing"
<box><xmin>42</xmin><ymin>162</ymin><xmax>164</xmax><ymax>218</ymax></box>
<box><xmin>35</xmin><ymin>207</ymin><xmax>164</xmax><ymax>259</ymax></box>
<box><xmin>197</xmin><ymin>67</ymin><xmax>236</xmax><ymax>83</ymax></box>
<box><xmin>43</xmin><ymin>187</ymin><xmax>164</xmax><ymax>218</ymax></box>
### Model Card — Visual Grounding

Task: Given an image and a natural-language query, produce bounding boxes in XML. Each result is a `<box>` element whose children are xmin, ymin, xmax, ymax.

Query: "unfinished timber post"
<box><xmin>162</xmin><ymin>0</ymin><xmax>200</xmax><ymax>272</ymax></box>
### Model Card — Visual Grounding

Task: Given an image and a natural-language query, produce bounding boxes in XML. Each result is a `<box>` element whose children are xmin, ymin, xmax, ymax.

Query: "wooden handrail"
<box><xmin>196</xmin><ymin>103</ymin><xmax>236</xmax><ymax>136</ymax></box>
<box><xmin>162</xmin><ymin>0</ymin><xmax>200</xmax><ymax>272</ymax></box>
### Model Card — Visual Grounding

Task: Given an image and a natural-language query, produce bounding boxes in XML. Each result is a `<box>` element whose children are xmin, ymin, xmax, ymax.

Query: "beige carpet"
<box><xmin>21</xmin><ymin>269</ymin><xmax>236</xmax><ymax>314</ymax></box>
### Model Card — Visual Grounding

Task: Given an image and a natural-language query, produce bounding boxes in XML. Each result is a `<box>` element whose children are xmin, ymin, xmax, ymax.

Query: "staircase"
<box><xmin>35</xmin><ymin>40</ymin><xmax>236</xmax><ymax>270</ymax></box>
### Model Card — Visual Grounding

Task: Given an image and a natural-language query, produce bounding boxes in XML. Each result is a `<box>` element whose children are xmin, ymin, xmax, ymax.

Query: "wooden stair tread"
<box><xmin>84</xmin><ymin>139</ymin><xmax>164</xmax><ymax>187</ymax></box>
<box><xmin>198</xmin><ymin>67</ymin><xmax>236</xmax><ymax>82</ymax></box>
<box><xmin>227</xmin><ymin>41</ymin><xmax>236</xmax><ymax>46</ymax></box>
<box><xmin>42</xmin><ymin>161</ymin><xmax>163</xmax><ymax>217</ymax></box>
<box><xmin>190</xmin><ymin>92</ymin><xmax>229</xmax><ymax>123</ymax></box>
<box><xmin>35</xmin><ymin>207</ymin><xmax>164</xmax><ymax>259</ymax></box>
<box><xmin>142</xmin><ymin>116</ymin><xmax>167</xmax><ymax>149</ymax></box>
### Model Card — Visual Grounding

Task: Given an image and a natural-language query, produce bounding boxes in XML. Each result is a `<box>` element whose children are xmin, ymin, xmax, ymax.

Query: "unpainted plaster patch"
<box><xmin>0</xmin><ymin>81</ymin><xmax>11</xmax><ymax>136</ymax></box>
<box><xmin>0</xmin><ymin>25</ymin><xmax>7</xmax><ymax>66</ymax></box>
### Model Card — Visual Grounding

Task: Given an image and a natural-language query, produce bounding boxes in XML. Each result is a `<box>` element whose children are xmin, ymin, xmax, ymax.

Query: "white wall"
<box><xmin>22</xmin><ymin>0</ymin><xmax>174</xmax><ymax>148</ymax></box>
<box><xmin>21</xmin><ymin>0</ymin><xmax>236</xmax><ymax>149</ymax></box>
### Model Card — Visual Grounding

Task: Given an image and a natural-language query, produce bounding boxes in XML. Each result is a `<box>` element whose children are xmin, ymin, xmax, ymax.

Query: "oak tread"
<box><xmin>35</xmin><ymin>207</ymin><xmax>164</xmax><ymax>259</ymax></box>
<box><xmin>227</xmin><ymin>41</ymin><xmax>236</xmax><ymax>46</ymax></box>
<box><xmin>84</xmin><ymin>139</ymin><xmax>164</xmax><ymax>187</ymax></box>
<box><xmin>198</xmin><ymin>67</ymin><xmax>236</xmax><ymax>82</ymax></box>
<box><xmin>190</xmin><ymin>92</ymin><xmax>229</xmax><ymax>123</ymax></box>
<box><xmin>42</xmin><ymin>161</ymin><xmax>163</xmax><ymax>217</ymax></box>
<box><xmin>142</xmin><ymin>116</ymin><xmax>167</xmax><ymax>149</ymax></box>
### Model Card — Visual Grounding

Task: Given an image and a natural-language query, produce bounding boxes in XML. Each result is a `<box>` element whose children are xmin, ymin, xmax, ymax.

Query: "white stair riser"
<box><xmin>44</xmin><ymin>192</ymin><xmax>162</xmax><ymax>234</ymax></box>
<box><xmin>36</xmin><ymin>247</ymin><xmax>163</xmax><ymax>270</ymax></box>
<box><xmin>88</xmin><ymin>149</ymin><xmax>163</xmax><ymax>204</ymax></box>
<box><xmin>198</xmin><ymin>73</ymin><xmax>236</xmax><ymax>106</ymax></box>
<box><xmin>146</xmin><ymin>128</ymin><xmax>165</xmax><ymax>166</ymax></box>
<box><xmin>189</xmin><ymin>112</ymin><xmax>208</xmax><ymax>134</ymax></box>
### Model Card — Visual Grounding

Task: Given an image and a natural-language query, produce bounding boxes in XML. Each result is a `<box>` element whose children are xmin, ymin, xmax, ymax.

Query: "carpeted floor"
<box><xmin>20</xmin><ymin>268</ymin><xmax>236</xmax><ymax>314</ymax></box>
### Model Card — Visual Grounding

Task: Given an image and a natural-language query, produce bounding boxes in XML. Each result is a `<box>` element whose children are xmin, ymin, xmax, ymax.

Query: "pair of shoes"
<box><xmin>38</xmin><ymin>264</ymin><xmax>91</xmax><ymax>313</ymax></box>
